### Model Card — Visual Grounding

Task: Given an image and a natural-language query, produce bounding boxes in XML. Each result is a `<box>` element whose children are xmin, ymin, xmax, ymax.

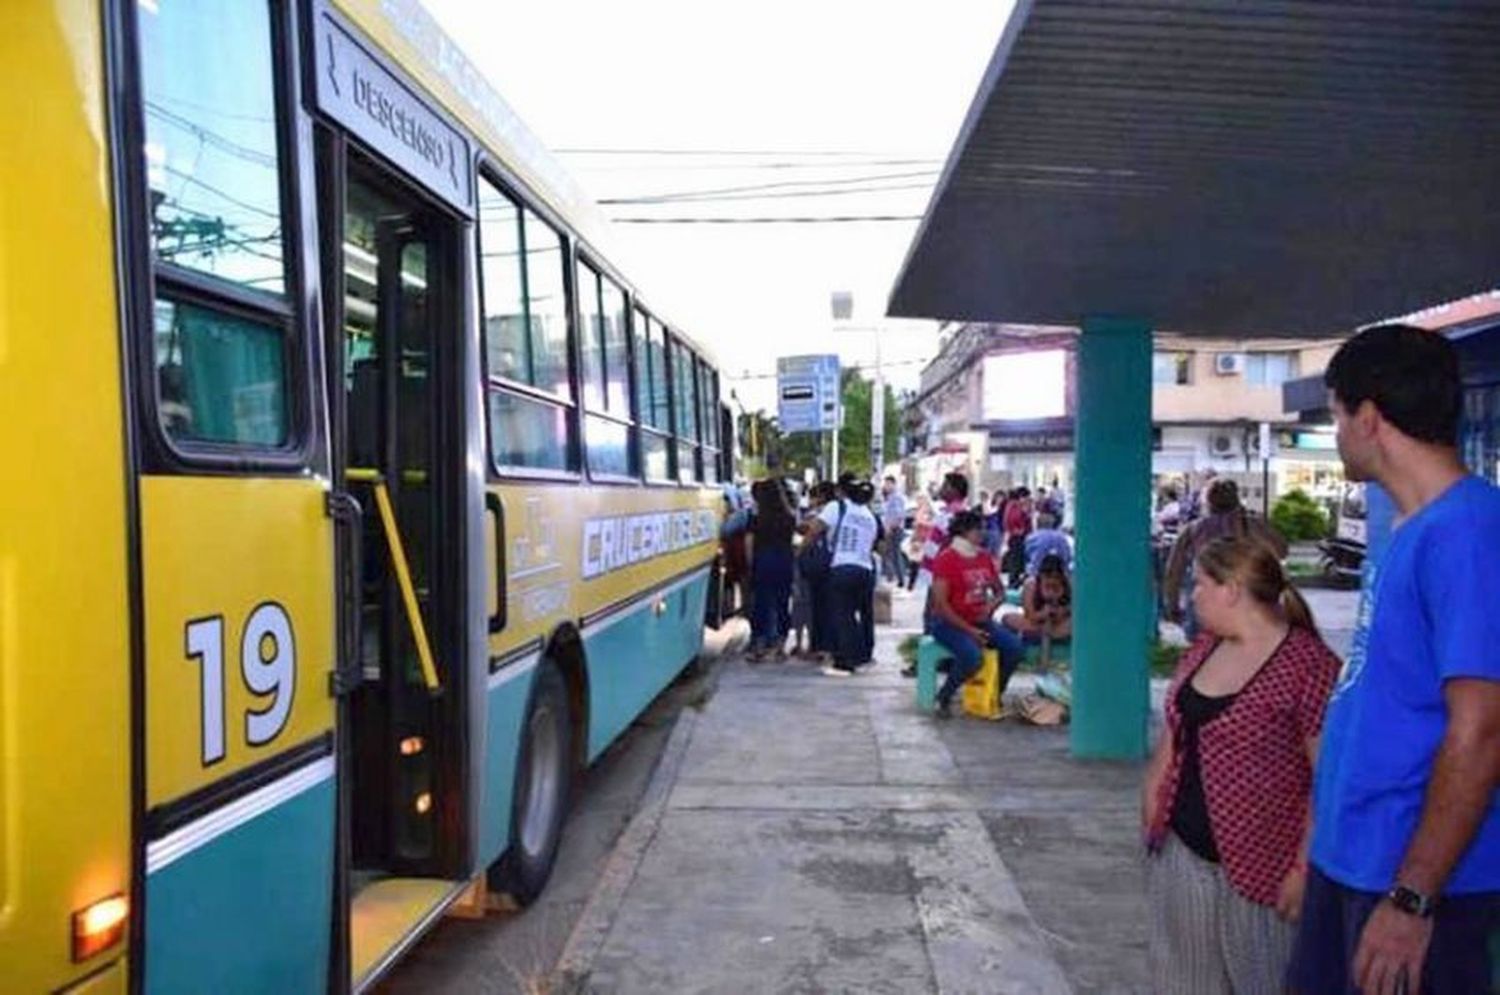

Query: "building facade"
<box><xmin>905</xmin><ymin>323</ymin><xmax>1345</xmax><ymax>510</ymax></box>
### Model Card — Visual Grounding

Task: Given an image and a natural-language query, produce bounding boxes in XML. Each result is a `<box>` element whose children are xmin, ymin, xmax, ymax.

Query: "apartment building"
<box><xmin>904</xmin><ymin>323</ymin><xmax>1345</xmax><ymax>507</ymax></box>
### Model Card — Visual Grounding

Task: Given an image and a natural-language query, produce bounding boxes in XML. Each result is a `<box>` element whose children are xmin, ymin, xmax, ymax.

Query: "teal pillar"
<box><xmin>1071</xmin><ymin>317</ymin><xmax>1153</xmax><ymax>760</ymax></box>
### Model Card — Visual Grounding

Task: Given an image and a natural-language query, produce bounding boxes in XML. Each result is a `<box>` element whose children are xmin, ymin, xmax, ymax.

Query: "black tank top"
<box><xmin>1170</xmin><ymin>680</ymin><xmax>1236</xmax><ymax>862</ymax></box>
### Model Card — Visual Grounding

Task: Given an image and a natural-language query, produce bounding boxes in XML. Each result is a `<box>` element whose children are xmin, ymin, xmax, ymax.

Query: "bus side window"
<box><xmin>136</xmin><ymin>0</ymin><xmax>299</xmax><ymax>455</ymax></box>
<box><xmin>699</xmin><ymin>358</ymin><xmax>721</xmax><ymax>484</ymax></box>
<box><xmin>478</xmin><ymin>175</ymin><xmax>578</xmax><ymax>473</ymax></box>
<box><xmin>670</xmin><ymin>335</ymin><xmax>701</xmax><ymax>484</ymax></box>
<box><xmin>637</xmin><ymin>312</ymin><xmax>673</xmax><ymax>482</ymax></box>
<box><xmin>578</xmin><ymin>263</ymin><xmax>633</xmax><ymax>478</ymax></box>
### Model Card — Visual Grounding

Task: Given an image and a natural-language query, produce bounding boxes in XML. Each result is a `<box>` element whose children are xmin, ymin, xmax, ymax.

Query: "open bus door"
<box><xmin>321</xmin><ymin>132</ymin><xmax>479</xmax><ymax>991</ymax></box>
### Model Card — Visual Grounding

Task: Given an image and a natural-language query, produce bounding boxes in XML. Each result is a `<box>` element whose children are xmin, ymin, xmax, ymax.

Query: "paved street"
<box><xmin>556</xmin><ymin>589</ymin><xmax>1141</xmax><ymax>995</ymax></box>
<box><xmin>385</xmin><ymin>586</ymin><xmax>1361</xmax><ymax>994</ymax></box>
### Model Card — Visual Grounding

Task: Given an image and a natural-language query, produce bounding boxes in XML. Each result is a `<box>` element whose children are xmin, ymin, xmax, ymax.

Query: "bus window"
<box><xmin>602</xmin><ymin>279</ymin><xmax>630</xmax><ymax>414</ymax></box>
<box><xmin>137</xmin><ymin>0</ymin><xmax>298</xmax><ymax>454</ymax></box>
<box><xmin>631</xmin><ymin>307</ymin><xmax>651</xmax><ymax>424</ymax></box>
<box><xmin>139</xmin><ymin>0</ymin><xmax>286</xmax><ymax>293</ymax></box>
<box><xmin>523</xmin><ymin>211</ymin><xmax>570</xmax><ymax>400</ymax></box>
<box><xmin>580</xmin><ymin>267</ymin><xmax>634</xmax><ymax>478</ymax></box>
<box><xmin>576</xmin><ymin>261</ymin><xmax>605</xmax><ymax>411</ymax></box>
<box><xmin>478</xmin><ymin>175</ymin><xmax>578</xmax><ymax>472</ymax></box>
<box><xmin>698</xmin><ymin>359</ymin><xmax>720</xmax><ymax>484</ymax></box>
<box><xmin>153</xmin><ymin>299</ymin><xmax>287</xmax><ymax>446</ymax></box>
<box><xmin>488</xmin><ymin>392</ymin><xmax>571</xmax><ymax>471</ymax></box>
<box><xmin>671</xmin><ymin>336</ymin><xmax>700</xmax><ymax>483</ymax></box>
<box><xmin>478</xmin><ymin>184</ymin><xmax>527</xmax><ymax>383</ymax></box>
<box><xmin>638</xmin><ymin>314</ymin><xmax>673</xmax><ymax>482</ymax></box>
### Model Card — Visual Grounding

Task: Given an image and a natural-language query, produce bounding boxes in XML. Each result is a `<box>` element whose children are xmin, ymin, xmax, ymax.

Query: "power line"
<box><xmin>601</xmin><ymin>182</ymin><xmax>934</xmax><ymax>206</ymax></box>
<box><xmin>726</xmin><ymin>357</ymin><xmax>931</xmax><ymax>380</ymax></box>
<box><xmin>609</xmin><ymin>214</ymin><xmax>924</xmax><ymax>225</ymax></box>
<box><xmin>596</xmin><ymin>170</ymin><xmax>939</xmax><ymax>205</ymax></box>
<box><xmin>568</xmin><ymin>157</ymin><xmax>943</xmax><ymax>173</ymax></box>
<box><xmin>556</xmin><ymin>147</ymin><xmax>940</xmax><ymax>158</ymax></box>
<box><xmin>600</xmin><ymin>183</ymin><xmax>930</xmax><ymax>205</ymax></box>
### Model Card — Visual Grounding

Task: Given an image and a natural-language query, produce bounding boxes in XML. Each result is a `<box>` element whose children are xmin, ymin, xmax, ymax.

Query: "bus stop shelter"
<box><xmin>889</xmin><ymin>0</ymin><xmax>1500</xmax><ymax>759</ymax></box>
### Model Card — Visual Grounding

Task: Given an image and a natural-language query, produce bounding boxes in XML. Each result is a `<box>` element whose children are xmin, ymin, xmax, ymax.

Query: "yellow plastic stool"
<box><xmin>961</xmin><ymin>647</ymin><xmax>1002</xmax><ymax>720</ymax></box>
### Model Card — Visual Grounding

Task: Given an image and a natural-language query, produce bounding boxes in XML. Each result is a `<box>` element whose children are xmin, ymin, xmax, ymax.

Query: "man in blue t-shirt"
<box><xmin>1287</xmin><ymin>325</ymin><xmax>1500</xmax><ymax>995</ymax></box>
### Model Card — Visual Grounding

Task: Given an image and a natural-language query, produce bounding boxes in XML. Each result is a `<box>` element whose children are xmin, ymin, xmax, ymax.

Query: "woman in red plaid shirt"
<box><xmin>1142</xmin><ymin>536</ymin><xmax>1341</xmax><ymax>994</ymax></box>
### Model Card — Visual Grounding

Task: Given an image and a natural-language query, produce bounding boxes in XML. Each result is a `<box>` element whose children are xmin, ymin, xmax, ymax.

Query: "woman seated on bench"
<box><xmin>927</xmin><ymin>510</ymin><xmax>1025</xmax><ymax>718</ymax></box>
<box><xmin>1003</xmin><ymin>554</ymin><xmax>1072</xmax><ymax>644</ymax></box>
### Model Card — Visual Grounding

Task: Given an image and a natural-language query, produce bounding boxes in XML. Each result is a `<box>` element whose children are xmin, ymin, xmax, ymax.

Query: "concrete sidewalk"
<box><xmin>556</xmin><ymin>590</ymin><xmax>1150</xmax><ymax>994</ymax></box>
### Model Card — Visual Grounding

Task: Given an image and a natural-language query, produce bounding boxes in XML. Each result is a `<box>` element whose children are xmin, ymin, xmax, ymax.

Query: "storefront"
<box><xmin>984</xmin><ymin>418</ymin><xmax>1075</xmax><ymax>521</ymax></box>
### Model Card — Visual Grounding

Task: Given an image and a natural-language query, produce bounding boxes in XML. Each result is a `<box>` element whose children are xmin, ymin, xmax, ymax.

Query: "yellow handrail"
<box><xmin>346</xmin><ymin>469</ymin><xmax>441</xmax><ymax>693</ymax></box>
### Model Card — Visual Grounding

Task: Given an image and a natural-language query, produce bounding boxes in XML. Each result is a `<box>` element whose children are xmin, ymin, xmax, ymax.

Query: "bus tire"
<box><xmin>490</xmin><ymin>660</ymin><xmax>572</xmax><ymax>906</ymax></box>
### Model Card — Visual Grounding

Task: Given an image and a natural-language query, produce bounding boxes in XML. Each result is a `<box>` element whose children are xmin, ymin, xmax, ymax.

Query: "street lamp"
<box><xmin>830</xmin><ymin>291</ymin><xmax>887</xmax><ymax>479</ymax></box>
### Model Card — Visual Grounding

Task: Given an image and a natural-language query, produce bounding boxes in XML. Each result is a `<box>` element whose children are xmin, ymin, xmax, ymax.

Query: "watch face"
<box><xmin>1389</xmin><ymin>886</ymin><xmax>1433</xmax><ymax>918</ymax></box>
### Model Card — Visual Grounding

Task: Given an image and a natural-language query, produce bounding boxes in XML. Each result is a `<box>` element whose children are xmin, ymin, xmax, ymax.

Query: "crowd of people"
<box><xmin>720</xmin><ymin>325</ymin><xmax>1498</xmax><ymax>993</ymax></box>
<box><xmin>732</xmin><ymin>473</ymin><xmax>885</xmax><ymax>675</ymax></box>
<box><xmin>723</xmin><ymin>464</ymin><xmax>1077</xmax><ymax>712</ymax></box>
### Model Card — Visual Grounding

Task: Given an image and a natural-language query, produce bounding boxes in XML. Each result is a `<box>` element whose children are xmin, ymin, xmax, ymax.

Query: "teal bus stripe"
<box><xmin>145</xmin><ymin>777</ymin><xmax>334</xmax><ymax>994</ymax></box>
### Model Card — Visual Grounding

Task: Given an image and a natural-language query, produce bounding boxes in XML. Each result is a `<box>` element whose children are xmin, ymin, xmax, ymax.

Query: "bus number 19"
<box><xmin>185</xmin><ymin>604</ymin><xmax>296</xmax><ymax>765</ymax></box>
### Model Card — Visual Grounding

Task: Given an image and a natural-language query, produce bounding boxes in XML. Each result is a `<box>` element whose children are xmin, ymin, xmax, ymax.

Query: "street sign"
<box><xmin>777</xmin><ymin>354</ymin><xmax>840</xmax><ymax>434</ymax></box>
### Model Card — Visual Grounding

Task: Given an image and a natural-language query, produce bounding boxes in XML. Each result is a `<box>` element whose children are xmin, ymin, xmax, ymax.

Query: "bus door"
<box><xmin>326</xmin><ymin>145</ymin><xmax>473</xmax><ymax>988</ymax></box>
<box><xmin>125</xmin><ymin>2</ymin><xmax>338</xmax><ymax>992</ymax></box>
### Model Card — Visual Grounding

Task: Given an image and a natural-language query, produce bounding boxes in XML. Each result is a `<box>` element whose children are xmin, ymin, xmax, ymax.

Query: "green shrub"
<box><xmin>897</xmin><ymin>634</ymin><xmax>920</xmax><ymax>665</ymax></box>
<box><xmin>1271</xmin><ymin>488</ymin><xmax>1329</xmax><ymax>543</ymax></box>
<box><xmin>1151</xmin><ymin>642</ymin><xmax>1183</xmax><ymax>677</ymax></box>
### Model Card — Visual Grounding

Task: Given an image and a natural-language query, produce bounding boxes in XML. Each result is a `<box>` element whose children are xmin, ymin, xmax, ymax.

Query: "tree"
<box><xmin>834</xmin><ymin>369</ymin><xmax>902</xmax><ymax>477</ymax></box>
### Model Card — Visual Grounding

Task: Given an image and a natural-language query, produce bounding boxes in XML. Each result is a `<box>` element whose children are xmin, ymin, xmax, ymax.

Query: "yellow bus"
<box><xmin>1</xmin><ymin>1</ymin><xmax>733</xmax><ymax>990</ymax></box>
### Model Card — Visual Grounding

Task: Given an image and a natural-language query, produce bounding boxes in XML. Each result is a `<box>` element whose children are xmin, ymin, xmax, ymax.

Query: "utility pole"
<box><xmin>870</xmin><ymin>326</ymin><xmax>885</xmax><ymax>475</ymax></box>
<box><xmin>830</xmin><ymin>291</ymin><xmax>853</xmax><ymax>481</ymax></box>
<box><xmin>1259</xmin><ymin>421</ymin><xmax>1272</xmax><ymax>516</ymax></box>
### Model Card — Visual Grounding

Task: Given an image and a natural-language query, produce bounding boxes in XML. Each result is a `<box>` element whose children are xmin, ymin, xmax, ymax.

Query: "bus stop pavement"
<box><xmin>555</xmin><ymin>590</ymin><xmax>1149</xmax><ymax>994</ymax></box>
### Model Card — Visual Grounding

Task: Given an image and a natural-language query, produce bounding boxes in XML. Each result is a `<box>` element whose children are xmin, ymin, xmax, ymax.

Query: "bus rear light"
<box><xmin>414</xmin><ymin>792</ymin><xmax>432</xmax><ymax>815</ymax></box>
<box><xmin>399</xmin><ymin>736</ymin><xmax>425</xmax><ymax>756</ymax></box>
<box><xmin>72</xmin><ymin>894</ymin><xmax>128</xmax><ymax>961</ymax></box>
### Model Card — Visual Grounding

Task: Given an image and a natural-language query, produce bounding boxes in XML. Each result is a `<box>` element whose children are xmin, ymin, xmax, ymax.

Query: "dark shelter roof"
<box><xmin>888</xmin><ymin>1</ymin><xmax>1500</xmax><ymax>337</ymax></box>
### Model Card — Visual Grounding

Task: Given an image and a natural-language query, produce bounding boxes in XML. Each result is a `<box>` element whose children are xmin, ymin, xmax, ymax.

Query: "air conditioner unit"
<box><xmin>1214</xmin><ymin>353</ymin><xmax>1246</xmax><ymax>375</ymax></box>
<box><xmin>1210</xmin><ymin>432</ymin><xmax>1237</xmax><ymax>455</ymax></box>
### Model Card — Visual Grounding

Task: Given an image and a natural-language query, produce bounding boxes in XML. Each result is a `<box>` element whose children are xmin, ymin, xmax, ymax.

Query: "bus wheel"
<box><xmin>491</xmin><ymin>661</ymin><xmax>572</xmax><ymax>906</ymax></box>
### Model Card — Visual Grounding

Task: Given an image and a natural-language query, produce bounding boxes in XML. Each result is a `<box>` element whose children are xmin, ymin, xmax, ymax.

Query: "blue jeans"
<box><xmin>829</xmin><ymin>565</ymin><xmax>875</xmax><ymax>668</ymax></box>
<box><xmin>926</xmin><ymin>616</ymin><xmax>1023</xmax><ymax>706</ymax></box>
<box><xmin>808</xmin><ymin>571</ymin><xmax>834</xmax><ymax>653</ymax></box>
<box><xmin>749</xmin><ymin>545</ymin><xmax>793</xmax><ymax>650</ymax></box>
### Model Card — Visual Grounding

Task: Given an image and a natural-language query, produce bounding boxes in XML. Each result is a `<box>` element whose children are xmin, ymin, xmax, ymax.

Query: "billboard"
<box><xmin>981</xmin><ymin>350</ymin><xmax>1068</xmax><ymax>421</ymax></box>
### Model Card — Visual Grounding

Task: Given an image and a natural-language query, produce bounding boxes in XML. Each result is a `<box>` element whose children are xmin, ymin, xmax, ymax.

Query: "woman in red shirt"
<box><xmin>1142</xmin><ymin>536</ymin><xmax>1340</xmax><ymax>994</ymax></box>
<box><xmin>926</xmin><ymin>510</ymin><xmax>1025</xmax><ymax>718</ymax></box>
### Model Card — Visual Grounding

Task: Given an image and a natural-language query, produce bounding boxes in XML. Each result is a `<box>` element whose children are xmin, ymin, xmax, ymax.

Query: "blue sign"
<box><xmin>777</xmin><ymin>354</ymin><xmax>840</xmax><ymax>433</ymax></box>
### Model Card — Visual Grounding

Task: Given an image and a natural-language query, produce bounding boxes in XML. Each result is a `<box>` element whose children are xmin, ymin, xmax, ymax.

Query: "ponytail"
<box><xmin>1279</xmin><ymin>583</ymin><xmax>1319</xmax><ymax>639</ymax></box>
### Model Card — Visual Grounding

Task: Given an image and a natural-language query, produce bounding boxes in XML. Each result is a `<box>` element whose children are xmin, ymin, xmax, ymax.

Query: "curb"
<box><xmin>552</xmin><ymin>699</ymin><xmax>701</xmax><ymax>992</ymax></box>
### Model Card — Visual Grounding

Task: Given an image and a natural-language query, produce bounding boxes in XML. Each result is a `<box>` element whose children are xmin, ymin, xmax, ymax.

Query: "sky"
<box><xmin>418</xmin><ymin>0</ymin><xmax>1017</xmax><ymax>413</ymax></box>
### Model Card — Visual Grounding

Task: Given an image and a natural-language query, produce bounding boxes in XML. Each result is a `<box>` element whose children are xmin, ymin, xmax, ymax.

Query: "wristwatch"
<box><xmin>1386</xmin><ymin>884</ymin><xmax>1437</xmax><ymax>919</ymax></box>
